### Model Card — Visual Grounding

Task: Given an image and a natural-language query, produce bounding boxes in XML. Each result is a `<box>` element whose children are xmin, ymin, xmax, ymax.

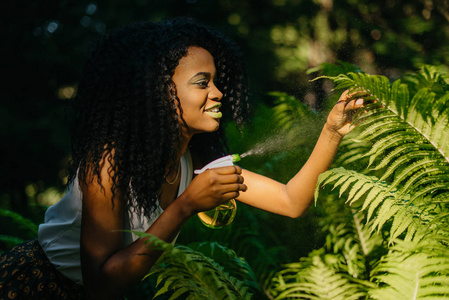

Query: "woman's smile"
<box><xmin>204</xmin><ymin>103</ymin><xmax>222</xmax><ymax>119</ymax></box>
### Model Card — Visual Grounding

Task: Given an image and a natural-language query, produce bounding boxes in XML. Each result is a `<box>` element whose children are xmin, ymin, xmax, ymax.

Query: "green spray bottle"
<box><xmin>194</xmin><ymin>154</ymin><xmax>241</xmax><ymax>229</ymax></box>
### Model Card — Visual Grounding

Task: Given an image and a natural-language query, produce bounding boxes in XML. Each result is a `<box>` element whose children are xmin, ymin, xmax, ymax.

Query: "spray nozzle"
<box><xmin>231</xmin><ymin>154</ymin><xmax>241</xmax><ymax>163</ymax></box>
<box><xmin>194</xmin><ymin>154</ymin><xmax>241</xmax><ymax>174</ymax></box>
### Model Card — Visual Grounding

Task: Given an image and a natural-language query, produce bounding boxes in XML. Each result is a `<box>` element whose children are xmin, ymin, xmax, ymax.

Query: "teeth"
<box><xmin>205</xmin><ymin>103</ymin><xmax>222</xmax><ymax>113</ymax></box>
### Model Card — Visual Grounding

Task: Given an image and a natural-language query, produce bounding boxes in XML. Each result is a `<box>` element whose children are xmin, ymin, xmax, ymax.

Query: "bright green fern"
<box><xmin>268</xmin><ymin>65</ymin><xmax>449</xmax><ymax>300</ymax></box>
<box><xmin>269</xmin><ymin>248</ymin><xmax>371</xmax><ymax>300</ymax></box>
<box><xmin>131</xmin><ymin>231</ymin><xmax>255</xmax><ymax>300</ymax></box>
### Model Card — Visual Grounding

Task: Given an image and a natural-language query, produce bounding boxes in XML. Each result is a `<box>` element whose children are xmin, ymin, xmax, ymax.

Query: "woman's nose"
<box><xmin>209</xmin><ymin>83</ymin><xmax>223</xmax><ymax>101</ymax></box>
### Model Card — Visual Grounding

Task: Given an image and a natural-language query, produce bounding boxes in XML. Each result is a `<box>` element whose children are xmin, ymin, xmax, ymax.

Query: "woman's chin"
<box><xmin>201</xmin><ymin>119</ymin><xmax>221</xmax><ymax>133</ymax></box>
<box><xmin>188</xmin><ymin>124</ymin><xmax>220</xmax><ymax>136</ymax></box>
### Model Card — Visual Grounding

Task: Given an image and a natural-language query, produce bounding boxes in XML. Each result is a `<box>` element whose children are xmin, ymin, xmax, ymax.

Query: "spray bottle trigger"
<box><xmin>194</xmin><ymin>154</ymin><xmax>240</xmax><ymax>174</ymax></box>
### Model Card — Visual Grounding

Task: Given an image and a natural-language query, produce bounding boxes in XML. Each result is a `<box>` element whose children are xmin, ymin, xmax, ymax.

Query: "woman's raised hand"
<box><xmin>180</xmin><ymin>165</ymin><xmax>247</xmax><ymax>215</ymax></box>
<box><xmin>326</xmin><ymin>90</ymin><xmax>366</xmax><ymax>137</ymax></box>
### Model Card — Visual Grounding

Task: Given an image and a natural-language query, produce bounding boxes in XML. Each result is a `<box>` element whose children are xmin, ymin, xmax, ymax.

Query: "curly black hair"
<box><xmin>68</xmin><ymin>17</ymin><xmax>249</xmax><ymax>218</ymax></box>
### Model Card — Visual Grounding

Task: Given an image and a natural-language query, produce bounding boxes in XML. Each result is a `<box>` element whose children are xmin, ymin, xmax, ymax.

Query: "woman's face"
<box><xmin>172</xmin><ymin>46</ymin><xmax>223</xmax><ymax>137</ymax></box>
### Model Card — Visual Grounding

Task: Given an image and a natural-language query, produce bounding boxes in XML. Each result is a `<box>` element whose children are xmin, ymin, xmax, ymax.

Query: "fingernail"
<box><xmin>356</xmin><ymin>99</ymin><xmax>363</xmax><ymax>105</ymax></box>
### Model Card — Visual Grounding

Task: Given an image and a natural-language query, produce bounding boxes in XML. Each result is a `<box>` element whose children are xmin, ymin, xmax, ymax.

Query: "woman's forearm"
<box><xmin>82</xmin><ymin>197</ymin><xmax>193</xmax><ymax>299</ymax></box>
<box><xmin>283</xmin><ymin>123</ymin><xmax>342</xmax><ymax>216</ymax></box>
<box><xmin>237</xmin><ymin>123</ymin><xmax>342</xmax><ymax>218</ymax></box>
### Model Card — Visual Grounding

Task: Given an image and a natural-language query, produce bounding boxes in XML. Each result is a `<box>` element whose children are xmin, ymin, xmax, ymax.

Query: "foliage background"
<box><xmin>1</xmin><ymin>0</ymin><xmax>449</xmax><ymax>298</ymax></box>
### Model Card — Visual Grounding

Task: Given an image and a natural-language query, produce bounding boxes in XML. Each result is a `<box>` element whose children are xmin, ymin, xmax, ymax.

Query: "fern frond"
<box><xmin>384</xmin><ymin>157</ymin><xmax>441</xmax><ymax>190</ymax></box>
<box><xmin>350</xmin><ymin>211</ymin><xmax>383</xmax><ymax>257</ymax></box>
<box><xmin>371</xmin><ymin>198</ymin><xmax>401</xmax><ymax>233</ymax></box>
<box><xmin>370</xmin><ymin>251</ymin><xmax>449</xmax><ymax>299</ymax></box>
<box><xmin>393</xmin><ymin>227</ymin><xmax>449</xmax><ymax>255</ymax></box>
<box><xmin>405</xmin><ymin>105</ymin><xmax>449</xmax><ymax>162</ymax></box>
<box><xmin>371</xmin><ymin>144</ymin><xmax>434</xmax><ymax>171</ymax></box>
<box><xmin>364</xmin><ymin>132</ymin><xmax>420</xmax><ymax>169</ymax></box>
<box><xmin>346</xmin><ymin>180</ymin><xmax>373</xmax><ymax>205</ymax></box>
<box><xmin>410</xmin><ymin>176</ymin><xmax>449</xmax><ymax>201</ymax></box>
<box><xmin>309</xmin><ymin>66</ymin><xmax>449</xmax><ymax>300</ymax></box>
<box><xmin>324</xmin><ymin>214</ymin><xmax>383</xmax><ymax>280</ymax></box>
<box><xmin>325</xmin><ymin>223</ymin><xmax>367</xmax><ymax>278</ymax></box>
<box><xmin>0</xmin><ymin>209</ymin><xmax>39</xmax><ymax>238</ymax></box>
<box><xmin>316</xmin><ymin>168</ymin><xmax>393</xmax><ymax>222</ymax></box>
<box><xmin>307</xmin><ymin>60</ymin><xmax>362</xmax><ymax>77</ymax></box>
<box><xmin>316</xmin><ymin>167</ymin><xmax>445</xmax><ymax>242</ymax></box>
<box><xmin>358</xmin><ymin>113</ymin><xmax>406</xmax><ymax>141</ymax></box>
<box><xmin>336</xmin><ymin>138</ymin><xmax>371</xmax><ymax>167</ymax></box>
<box><xmin>388</xmin><ymin>204</ymin><xmax>421</xmax><ymax>242</ymax></box>
<box><xmin>377</xmin><ymin>148</ymin><xmax>432</xmax><ymax>181</ymax></box>
<box><xmin>313</xmin><ymin>194</ymin><xmax>386</xmax><ymax>283</ymax></box>
<box><xmin>150</xmin><ymin>244</ymin><xmax>253</xmax><ymax>300</ymax></box>
<box><xmin>269</xmin><ymin>250</ymin><xmax>369</xmax><ymax>300</ymax></box>
<box><xmin>132</xmin><ymin>232</ymin><xmax>254</xmax><ymax>299</ymax></box>
<box><xmin>320</xmin><ymin>72</ymin><xmax>396</xmax><ymax>107</ymax></box>
<box><xmin>187</xmin><ymin>241</ymin><xmax>264</xmax><ymax>298</ymax></box>
<box><xmin>403</xmin><ymin>65</ymin><xmax>449</xmax><ymax>105</ymax></box>
<box><xmin>0</xmin><ymin>235</ymin><xmax>25</xmax><ymax>251</ymax></box>
<box><xmin>397</xmin><ymin>166</ymin><xmax>444</xmax><ymax>195</ymax></box>
<box><xmin>269</xmin><ymin>91</ymin><xmax>317</xmax><ymax>131</ymax></box>
<box><xmin>322</xmin><ymin>71</ymin><xmax>449</xmax><ymax>200</ymax></box>
<box><xmin>194</xmin><ymin>209</ymin><xmax>286</xmax><ymax>291</ymax></box>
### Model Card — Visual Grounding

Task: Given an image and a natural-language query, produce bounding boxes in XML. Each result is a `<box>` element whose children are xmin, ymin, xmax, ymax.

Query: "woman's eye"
<box><xmin>197</xmin><ymin>81</ymin><xmax>209</xmax><ymax>88</ymax></box>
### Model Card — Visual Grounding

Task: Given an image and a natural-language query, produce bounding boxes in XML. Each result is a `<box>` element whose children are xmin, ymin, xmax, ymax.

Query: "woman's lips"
<box><xmin>205</xmin><ymin>111</ymin><xmax>222</xmax><ymax>119</ymax></box>
<box><xmin>205</xmin><ymin>103</ymin><xmax>222</xmax><ymax>119</ymax></box>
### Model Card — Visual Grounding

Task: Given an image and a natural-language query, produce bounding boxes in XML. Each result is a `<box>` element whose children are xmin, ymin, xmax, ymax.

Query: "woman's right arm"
<box><xmin>80</xmin><ymin>156</ymin><xmax>192</xmax><ymax>299</ymax></box>
<box><xmin>80</xmin><ymin>157</ymin><xmax>246</xmax><ymax>299</ymax></box>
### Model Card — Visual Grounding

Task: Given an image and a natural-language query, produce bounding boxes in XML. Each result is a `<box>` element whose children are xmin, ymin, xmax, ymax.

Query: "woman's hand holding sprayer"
<box><xmin>179</xmin><ymin>165</ymin><xmax>247</xmax><ymax>216</ymax></box>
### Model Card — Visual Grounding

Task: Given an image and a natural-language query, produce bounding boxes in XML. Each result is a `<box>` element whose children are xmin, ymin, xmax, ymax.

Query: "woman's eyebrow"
<box><xmin>190</xmin><ymin>72</ymin><xmax>211</xmax><ymax>80</ymax></box>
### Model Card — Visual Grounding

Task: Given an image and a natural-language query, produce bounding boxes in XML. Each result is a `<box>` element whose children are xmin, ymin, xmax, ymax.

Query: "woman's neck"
<box><xmin>176</xmin><ymin>133</ymin><xmax>191</xmax><ymax>162</ymax></box>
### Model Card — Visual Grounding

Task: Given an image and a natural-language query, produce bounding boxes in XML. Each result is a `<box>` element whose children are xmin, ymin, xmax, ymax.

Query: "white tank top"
<box><xmin>38</xmin><ymin>150</ymin><xmax>193</xmax><ymax>285</ymax></box>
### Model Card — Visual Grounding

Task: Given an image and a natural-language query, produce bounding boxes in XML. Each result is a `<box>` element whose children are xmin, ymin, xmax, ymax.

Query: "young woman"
<box><xmin>0</xmin><ymin>18</ymin><xmax>364</xmax><ymax>299</ymax></box>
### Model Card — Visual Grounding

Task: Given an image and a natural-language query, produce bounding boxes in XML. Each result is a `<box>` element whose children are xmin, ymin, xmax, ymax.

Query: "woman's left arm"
<box><xmin>236</xmin><ymin>90</ymin><xmax>364</xmax><ymax>218</ymax></box>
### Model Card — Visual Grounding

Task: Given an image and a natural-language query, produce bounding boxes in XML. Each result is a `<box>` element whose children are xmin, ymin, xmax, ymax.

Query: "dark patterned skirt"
<box><xmin>0</xmin><ymin>239</ymin><xmax>86</xmax><ymax>299</ymax></box>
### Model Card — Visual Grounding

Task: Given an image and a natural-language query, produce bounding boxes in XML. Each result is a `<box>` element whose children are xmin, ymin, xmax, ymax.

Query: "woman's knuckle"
<box><xmin>209</xmin><ymin>177</ymin><xmax>217</xmax><ymax>185</ymax></box>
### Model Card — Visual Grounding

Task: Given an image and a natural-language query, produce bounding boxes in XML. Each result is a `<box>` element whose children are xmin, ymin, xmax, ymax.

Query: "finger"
<box><xmin>354</xmin><ymin>98</ymin><xmax>364</xmax><ymax>107</ymax></box>
<box><xmin>338</xmin><ymin>89</ymin><xmax>351</xmax><ymax>101</ymax></box>
<box><xmin>216</xmin><ymin>174</ymin><xmax>244</xmax><ymax>184</ymax></box>
<box><xmin>338</xmin><ymin>89</ymin><xmax>369</xmax><ymax>103</ymax></box>
<box><xmin>213</xmin><ymin>165</ymin><xmax>242</xmax><ymax>175</ymax></box>
<box><xmin>222</xmin><ymin>184</ymin><xmax>247</xmax><ymax>200</ymax></box>
<box><xmin>222</xmin><ymin>191</ymin><xmax>240</xmax><ymax>201</ymax></box>
<box><xmin>344</xmin><ymin>98</ymin><xmax>364</xmax><ymax>111</ymax></box>
<box><xmin>238</xmin><ymin>183</ymin><xmax>247</xmax><ymax>192</ymax></box>
<box><xmin>350</xmin><ymin>90</ymin><xmax>370</xmax><ymax>99</ymax></box>
<box><xmin>221</xmin><ymin>183</ymin><xmax>247</xmax><ymax>194</ymax></box>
